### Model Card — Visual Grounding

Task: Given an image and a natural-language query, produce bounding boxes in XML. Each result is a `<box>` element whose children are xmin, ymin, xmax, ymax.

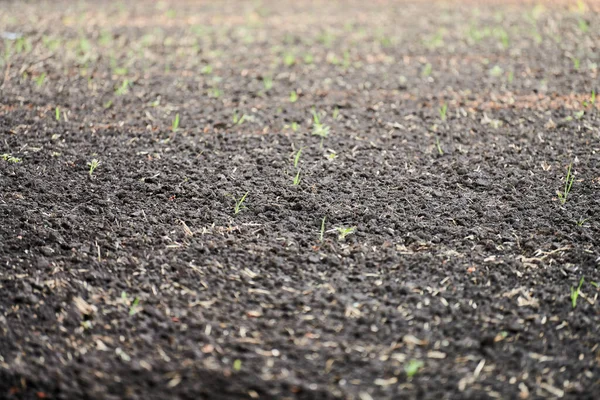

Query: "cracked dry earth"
<box><xmin>1</xmin><ymin>0</ymin><xmax>600</xmax><ymax>399</ymax></box>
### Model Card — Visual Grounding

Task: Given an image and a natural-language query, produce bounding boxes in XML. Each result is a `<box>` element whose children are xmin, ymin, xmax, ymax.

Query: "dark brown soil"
<box><xmin>1</xmin><ymin>0</ymin><xmax>599</xmax><ymax>399</ymax></box>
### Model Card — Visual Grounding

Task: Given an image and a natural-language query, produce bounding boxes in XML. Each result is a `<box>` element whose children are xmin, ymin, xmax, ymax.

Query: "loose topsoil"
<box><xmin>1</xmin><ymin>0</ymin><xmax>599</xmax><ymax>399</ymax></box>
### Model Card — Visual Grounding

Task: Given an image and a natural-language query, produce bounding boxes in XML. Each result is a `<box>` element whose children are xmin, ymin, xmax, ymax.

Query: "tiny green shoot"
<box><xmin>421</xmin><ymin>63</ymin><xmax>432</xmax><ymax>77</ymax></box>
<box><xmin>311</xmin><ymin>109</ymin><xmax>330</xmax><ymax>147</ymax></box>
<box><xmin>233</xmin><ymin>359</ymin><xmax>242</xmax><ymax>371</ymax></box>
<box><xmin>404</xmin><ymin>360</ymin><xmax>424</xmax><ymax>378</ymax></box>
<box><xmin>289</xmin><ymin>90</ymin><xmax>298</xmax><ymax>103</ymax></box>
<box><xmin>234</xmin><ymin>192</ymin><xmax>249</xmax><ymax>215</ymax></box>
<box><xmin>1</xmin><ymin>153</ymin><xmax>22</xmax><ymax>163</ymax></box>
<box><xmin>263</xmin><ymin>76</ymin><xmax>273</xmax><ymax>92</ymax></box>
<box><xmin>55</xmin><ymin>106</ymin><xmax>60</xmax><ymax>121</ymax></box>
<box><xmin>233</xmin><ymin>111</ymin><xmax>247</xmax><ymax>126</ymax></box>
<box><xmin>291</xmin><ymin>122</ymin><xmax>299</xmax><ymax>132</ymax></box>
<box><xmin>88</xmin><ymin>159</ymin><xmax>100</xmax><ymax>176</ymax></box>
<box><xmin>337</xmin><ymin>226</ymin><xmax>355</xmax><ymax>241</ymax></box>
<box><xmin>201</xmin><ymin>65</ymin><xmax>213</xmax><ymax>74</ymax></box>
<box><xmin>129</xmin><ymin>297</ymin><xmax>140</xmax><ymax>316</ymax></box>
<box><xmin>584</xmin><ymin>89</ymin><xmax>596</xmax><ymax>107</ymax></box>
<box><xmin>557</xmin><ymin>162</ymin><xmax>574</xmax><ymax>205</ymax></box>
<box><xmin>283</xmin><ymin>53</ymin><xmax>295</xmax><ymax>66</ymax></box>
<box><xmin>570</xmin><ymin>277</ymin><xmax>585</xmax><ymax>309</ymax></box>
<box><xmin>435</xmin><ymin>137</ymin><xmax>444</xmax><ymax>155</ymax></box>
<box><xmin>35</xmin><ymin>73</ymin><xmax>46</xmax><ymax>87</ymax></box>
<box><xmin>115</xmin><ymin>79</ymin><xmax>130</xmax><ymax>95</ymax></box>
<box><xmin>439</xmin><ymin>103</ymin><xmax>448</xmax><ymax>121</ymax></box>
<box><xmin>576</xmin><ymin>218</ymin><xmax>589</xmax><ymax>227</ymax></box>
<box><xmin>332</xmin><ymin>107</ymin><xmax>340</xmax><ymax>120</ymax></box>
<box><xmin>293</xmin><ymin>148</ymin><xmax>302</xmax><ymax>168</ymax></box>
<box><xmin>293</xmin><ymin>170</ymin><xmax>301</xmax><ymax>185</ymax></box>
<box><xmin>172</xmin><ymin>113</ymin><xmax>180</xmax><ymax>132</ymax></box>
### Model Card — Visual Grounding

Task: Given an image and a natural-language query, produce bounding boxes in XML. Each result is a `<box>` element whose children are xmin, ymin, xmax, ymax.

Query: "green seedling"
<box><xmin>342</xmin><ymin>50</ymin><xmax>351</xmax><ymax>69</ymax></box>
<box><xmin>88</xmin><ymin>159</ymin><xmax>100</xmax><ymax>176</ymax></box>
<box><xmin>233</xmin><ymin>359</ymin><xmax>242</xmax><ymax>371</ymax></box>
<box><xmin>289</xmin><ymin>90</ymin><xmax>298</xmax><ymax>103</ymax></box>
<box><xmin>572</xmin><ymin>57</ymin><xmax>580</xmax><ymax>70</ymax></box>
<box><xmin>292</xmin><ymin>170</ymin><xmax>301</xmax><ymax>185</ymax></box>
<box><xmin>293</xmin><ymin>148</ymin><xmax>302</xmax><ymax>168</ymax></box>
<box><xmin>263</xmin><ymin>76</ymin><xmax>273</xmax><ymax>92</ymax></box>
<box><xmin>35</xmin><ymin>73</ymin><xmax>46</xmax><ymax>87</ymax></box>
<box><xmin>311</xmin><ymin>109</ymin><xmax>330</xmax><ymax>147</ymax></box>
<box><xmin>332</xmin><ymin>107</ymin><xmax>340</xmax><ymax>120</ymax></box>
<box><xmin>233</xmin><ymin>111</ymin><xmax>247</xmax><ymax>126</ymax></box>
<box><xmin>303</xmin><ymin>53</ymin><xmax>314</xmax><ymax>64</ymax></box>
<box><xmin>557</xmin><ymin>162</ymin><xmax>574</xmax><ymax>204</ymax></box>
<box><xmin>319</xmin><ymin>217</ymin><xmax>326</xmax><ymax>242</ymax></box>
<box><xmin>583</xmin><ymin>89</ymin><xmax>596</xmax><ymax>107</ymax></box>
<box><xmin>490</xmin><ymin>65</ymin><xmax>504</xmax><ymax>77</ymax></box>
<box><xmin>129</xmin><ymin>297</ymin><xmax>140</xmax><ymax>316</ymax></box>
<box><xmin>291</xmin><ymin>122</ymin><xmax>299</xmax><ymax>132</ymax></box>
<box><xmin>575</xmin><ymin>218</ymin><xmax>589</xmax><ymax>227</ymax></box>
<box><xmin>210</xmin><ymin>87</ymin><xmax>223</xmax><ymax>98</ymax></box>
<box><xmin>172</xmin><ymin>113</ymin><xmax>180</xmax><ymax>132</ymax></box>
<box><xmin>283</xmin><ymin>53</ymin><xmax>295</xmax><ymax>66</ymax></box>
<box><xmin>578</xmin><ymin>19</ymin><xmax>589</xmax><ymax>33</ymax></box>
<box><xmin>570</xmin><ymin>277</ymin><xmax>585</xmax><ymax>309</ymax></box>
<box><xmin>115</xmin><ymin>79</ymin><xmax>130</xmax><ymax>95</ymax></box>
<box><xmin>439</xmin><ymin>103</ymin><xmax>448</xmax><ymax>121</ymax></box>
<box><xmin>55</xmin><ymin>106</ymin><xmax>60</xmax><ymax>121</ymax></box>
<box><xmin>404</xmin><ymin>360</ymin><xmax>424</xmax><ymax>378</ymax></box>
<box><xmin>234</xmin><ymin>192</ymin><xmax>249</xmax><ymax>215</ymax></box>
<box><xmin>435</xmin><ymin>137</ymin><xmax>444</xmax><ymax>155</ymax></box>
<box><xmin>337</xmin><ymin>226</ymin><xmax>355</xmax><ymax>241</ymax></box>
<box><xmin>591</xmin><ymin>281</ymin><xmax>599</xmax><ymax>288</ymax></box>
<box><xmin>201</xmin><ymin>65</ymin><xmax>213</xmax><ymax>74</ymax></box>
<box><xmin>421</xmin><ymin>63</ymin><xmax>432</xmax><ymax>77</ymax></box>
<box><xmin>1</xmin><ymin>153</ymin><xmax>22</xmax><ymax>163</ymax></box>
<box><xmin>104</xmin><ymin>100</ymin><xmax>113</xmax><ymax>109</ymax></box>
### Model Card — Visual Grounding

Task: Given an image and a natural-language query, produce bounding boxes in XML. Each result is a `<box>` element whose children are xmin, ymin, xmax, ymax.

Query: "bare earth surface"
<box><xmin>1</xmin><ymin>0</ymin><xmax>599</xmax><ymax>399</ymax></box>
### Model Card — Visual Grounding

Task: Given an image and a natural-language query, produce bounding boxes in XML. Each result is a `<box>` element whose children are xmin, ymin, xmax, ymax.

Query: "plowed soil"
<box><xmin>1</xmin><ymin>0</ymin><xmax>599</xmax><ymax>399</ymax></box>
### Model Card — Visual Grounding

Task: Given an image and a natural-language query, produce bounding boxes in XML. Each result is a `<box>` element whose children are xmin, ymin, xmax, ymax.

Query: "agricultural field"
<box><xmin>1</xmin><ymin>0</ymin><xmax>599</xmax><ymax>399</ymax></box>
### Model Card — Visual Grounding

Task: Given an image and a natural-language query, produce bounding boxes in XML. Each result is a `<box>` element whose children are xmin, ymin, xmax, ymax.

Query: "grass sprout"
<box><xmin>311</xmin><ymin>109</ymin><xmax>330</xmax><ymax>147</ymax></box>
<box><xmin>570</xmin><ymin>277</ymin><xmax>585</xmax><ymax>309</ymax></box>
<box><xmin>290</xmin><ymin>90</ymin><xmax>298</xmax><ymax>103</ymax></box>
<box><xmin>233</xmin><ymin>111</ymin><xmax>247</xmax><ymax>126</ymax></box>
<box><xmin>35</xmin><ymin>72</ymin><xmax>46</xmax><ymax>87</ymax></box>
<box><xmin>293</xmin><ymin>148</ymin><xmax>303</xmax><ymax>168</ymax></box>
<box><xmin>234</xmin><ymin>192</ymin><xmax>249</xmax><ymax>215</ymax></box>
<box><xmin>557</xmin><ymin>162</ymin><xmax>575</xmax><ymax>204</ymax></box>
<box><xmin>172</xmin><ymin>113</ymin><xmax>180</xmax><ymax>132</ymax></box>
<box><xmin>1</xmin><ymin>153</ymin><xmax>22</xmax><ymax>163</ymax></box>
<box><xmin>439</xmin><ymin>103</ymin><xmax>448</xmax><ymax>121</ymax></box>
<box><xmin>88</xmin><ymin>159</ymin><xmax>100</xmax><ymax>176</ymax></box>
<box><xmin>292</xmin><ymin>170</ymin><xmax>301</xmax><ymax>185</ymax></box>
<box><xmin>435</xmin><ymin>137</ymin><xmax>444</xmax><ymax>155</ymax></box>
<box><xmin>405</xmin><ymin>360</ymin><xmax>424</xmax><ymax>378</ymax></box>
<box><xmin>263</xmin><ymin>76</ymin><xmax>273</xmax><ymax>92</ymax></box>
<box><xmin>320</xmin><ymin>217</ymin><xmax>326</xmax><ymax>242</ymax></box>
<box><xmin>115</xmin><ymin>79</ymin><xmax>130</xmax><ymax>96</ymax></box>
<box><xmin>129</xmin><ymin>297</ymin><xmax>140</xmax><ymax>316</ymax></box>
<box><xmin>337</xmin><ymin>226</ymin><xmax>355</xmax><ymax>241</ymax></box>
